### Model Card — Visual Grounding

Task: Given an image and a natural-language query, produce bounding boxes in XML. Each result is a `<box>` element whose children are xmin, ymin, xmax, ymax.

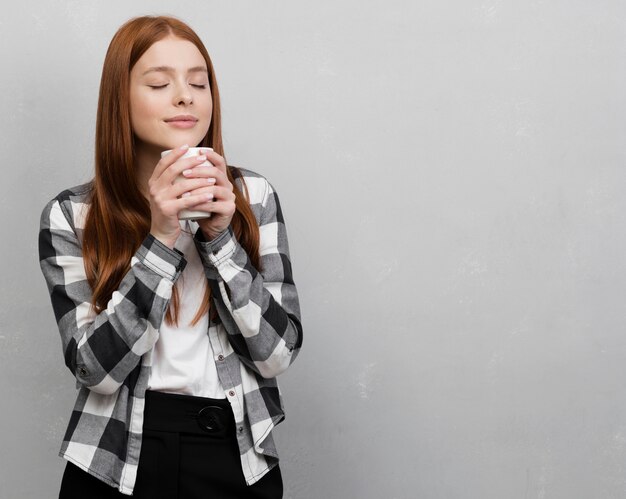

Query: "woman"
<box><xmin>38</xmin><ymin>15</ymin><xmax>302</xmax><ymax>498</ymax></box>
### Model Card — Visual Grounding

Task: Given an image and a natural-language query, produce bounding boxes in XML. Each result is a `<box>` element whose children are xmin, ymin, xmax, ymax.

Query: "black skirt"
<box><xmin>59</xmin><ymin>390</ymin><xmax>283</xmax><ymax>498</ymax></box>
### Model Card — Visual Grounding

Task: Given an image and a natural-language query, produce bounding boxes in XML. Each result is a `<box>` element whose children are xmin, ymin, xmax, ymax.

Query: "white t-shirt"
<box><xmin>147</xmin><ymin>221</ymin><xmax>225</xmax><ymax>398</ymax></box>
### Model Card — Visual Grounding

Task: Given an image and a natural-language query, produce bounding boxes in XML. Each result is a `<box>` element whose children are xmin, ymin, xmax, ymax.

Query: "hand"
<box><xmin>148</xmin><ymin>144</ymin><xmax>216</xmax><ymax>248</ymax></box>
<box><xmin>181</xmin><ymin>148</ymin><xmax>236</xmax><ymax>240</ymax></box>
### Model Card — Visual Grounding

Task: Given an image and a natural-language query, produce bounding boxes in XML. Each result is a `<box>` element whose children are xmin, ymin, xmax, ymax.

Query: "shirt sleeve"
<box><xmin>193</xmin><ymin>177</ymin><xmax>303</xmax><ymax>378</ymax></box>
<box><xmin>38</xmin><ymin>196</ymin><xmax>187</xmax><ymax>394</ymax></box>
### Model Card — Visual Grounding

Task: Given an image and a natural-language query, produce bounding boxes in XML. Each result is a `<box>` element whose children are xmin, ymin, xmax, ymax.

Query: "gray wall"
<box><xmin>2</xmin><ymin>1</ymin><xmax>625</xmax><ymax>498</ymax></box>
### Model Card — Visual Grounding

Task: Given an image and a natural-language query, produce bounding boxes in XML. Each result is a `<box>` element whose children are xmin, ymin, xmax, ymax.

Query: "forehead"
<box><xmin>134</xmin><ymin>36</ymin><xmax>206</xmax><ymax>74</ymax></box>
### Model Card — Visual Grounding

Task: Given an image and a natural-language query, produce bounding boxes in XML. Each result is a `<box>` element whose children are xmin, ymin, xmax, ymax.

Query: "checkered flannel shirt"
<box><xmin>38</xmin><ymin>167</ymin><xmax>302</xmax><ymax>495</ymax></box>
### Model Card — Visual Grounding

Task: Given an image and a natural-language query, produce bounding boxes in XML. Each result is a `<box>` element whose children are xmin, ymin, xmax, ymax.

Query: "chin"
<box><xmin>171</xmin><ymin>133</ymin><xmax>208</xmax><ymax>148</ymax></box>
<box><xmin>160</xmin><ymin>138</ymin><xmax>199</xmax><ymax>152</ymax></box>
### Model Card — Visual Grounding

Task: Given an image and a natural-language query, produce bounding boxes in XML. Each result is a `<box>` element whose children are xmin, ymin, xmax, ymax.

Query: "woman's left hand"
<box><xmin>183</xmin><ymin>148</ymin><xmax>236</xmax><ymax>240</ymax></box>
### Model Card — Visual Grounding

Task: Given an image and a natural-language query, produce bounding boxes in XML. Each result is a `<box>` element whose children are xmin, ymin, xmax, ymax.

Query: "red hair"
<box><xmin>83</xmin><ymin>15</ymin><xmax>261</xmax><ymax>326</ymax></box>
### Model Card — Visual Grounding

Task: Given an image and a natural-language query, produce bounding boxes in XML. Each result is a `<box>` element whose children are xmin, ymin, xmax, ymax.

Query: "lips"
<box><xmin>164</xmin><ymin>115</ymin><xmax>198</xmax><ymax>122</ymax></box>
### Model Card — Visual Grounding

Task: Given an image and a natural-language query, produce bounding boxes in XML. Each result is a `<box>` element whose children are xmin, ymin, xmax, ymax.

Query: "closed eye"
<box><xmin>148</xmin><ymin>84</ymin><xmax>207</xmax><ymax>89</ymax></box>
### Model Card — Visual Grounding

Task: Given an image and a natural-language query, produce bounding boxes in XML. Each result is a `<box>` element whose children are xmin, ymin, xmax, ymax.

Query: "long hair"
<box><xmin>83</xmin><ymin>15</ymin><xmax>261</xmax><ymax>326</ymax></box>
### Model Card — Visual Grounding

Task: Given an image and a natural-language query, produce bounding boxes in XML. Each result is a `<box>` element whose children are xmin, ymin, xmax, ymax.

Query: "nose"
<box><xmin>173</xmin><ymin>82</ymin><xmax>193</xmax><ymax>106</ymax></box>
<box><xmin>176</xmin><ymin>94</ymin><xmax>192</xmax><ymax>106</ymax></box>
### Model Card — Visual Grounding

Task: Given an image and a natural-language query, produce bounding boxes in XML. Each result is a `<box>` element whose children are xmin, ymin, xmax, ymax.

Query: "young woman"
<box><xmin>38</xmin><ymin>15</ymin><xmax>302</xmax><ymax>498</ymax></box>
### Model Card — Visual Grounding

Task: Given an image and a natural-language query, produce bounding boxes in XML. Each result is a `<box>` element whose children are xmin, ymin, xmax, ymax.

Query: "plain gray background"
<box><xmin>1</xmin><ymin>1</ymin><xmax>625</xmax><ymax>498</ymax></box>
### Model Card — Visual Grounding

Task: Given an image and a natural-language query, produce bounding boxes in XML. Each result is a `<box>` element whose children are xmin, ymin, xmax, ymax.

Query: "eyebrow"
<box><xmin>142</xmin><ymin>66</ymin><xmax>208</xmax><ymax>76</ymax></box>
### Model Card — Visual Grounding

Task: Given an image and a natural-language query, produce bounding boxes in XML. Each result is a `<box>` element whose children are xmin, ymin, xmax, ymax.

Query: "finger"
<box><xmin>171</xmin><ymin>177</ymin><xmax>217</xmax><ymax>198</ymax></box>
<box><xmin>174</xmin><ymin>192</ymin><xmax>215</xmax><ymax>211</ymax></box>
<box><xmin>161</xmin><ymin>154</ymin><xmax>213</xmax><ymax>186</ymax></box>
<box><xmin>181</xmin><ymin>185</ymin><xmax>213</xmax><ymax>197</ymax></box>
<box><xmin>181</xmin><ymin>165</ymin><xmax>229</xmax><ymax>185</ymax></box>
<box><xmin>152</xmin><ymin>144</ymin><xmax>192</xmax><ymax>181</ymax></box>
<box><xmin>193</xmin><ymin>199</ymin><xmax>236</xmax><ymax>218</ymax></box>
<box><xmin>185</xmin><ymin>185</ymin><xmax>234</xmax><ymax>202</ymax></box>
<box><xmin>203</xmin><ymin>150</ymin><xmax>228</xmax><ymax>175</ymax></box>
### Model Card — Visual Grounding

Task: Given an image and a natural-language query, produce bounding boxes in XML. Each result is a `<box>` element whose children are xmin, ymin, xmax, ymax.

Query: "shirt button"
<box><xmin>77</xmin><ymin>366</ymin><xmax>89</xmax><ymax>377</ymax></box>
<box><xmin>217</xmin><ymin>355</ymin><xmax>224</xmax><ymax>361</ymax></box>
<box><xmin>228</xmin><ymin>390</ymin><xmax>235</xmax><ymax>397</ymax></box>
<box><xmin>238</xmin><ymin>426</ymin><xmax>244</xmax><ymax>433</ymax></box>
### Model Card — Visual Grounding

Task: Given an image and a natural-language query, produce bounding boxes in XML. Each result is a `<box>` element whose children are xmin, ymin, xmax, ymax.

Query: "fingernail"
<box><xmin>181</xmin><ymin>192</ymin><xmax>191</xmax><ymax>197</ymax></box>
<box><xmin>183</xmin><ymin>169</ymin><xmax>192</xmax><ymax>176</ymax></box>
<box><xmin>206</xmin><ymin>194</ymin><xmax>214</xmax><ymax>201</ymax></box>
<box><xmin>180</xmin><ymin>144</ymin><xmax>189</xmax><ymax>151</ymax></box>
<box><xmin>196</xmin><ymin>155</ymin><xmax>206</xmax><ymax>161</ymax></box>
<box><xmin>207</xmin><ymin>178</ymin><xmax>216</xmax><ymax>184</ymax></box>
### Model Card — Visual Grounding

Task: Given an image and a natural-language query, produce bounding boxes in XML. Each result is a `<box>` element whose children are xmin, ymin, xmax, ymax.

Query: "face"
<box><xmin>129</xmin><ymin>35</ymin><xmax>212</xmax><ymax>155</ymax></box>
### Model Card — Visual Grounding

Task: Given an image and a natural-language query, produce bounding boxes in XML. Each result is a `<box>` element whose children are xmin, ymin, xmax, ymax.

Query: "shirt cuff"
<box><xmin>134</xmin><ymin>234</ymin><xmax>187</xmax><ymax>280</ymax></box>
<box><xmin>194</xmin><ymin>226</ymin><xmax>237</xmax><ymax>268</ymax></box>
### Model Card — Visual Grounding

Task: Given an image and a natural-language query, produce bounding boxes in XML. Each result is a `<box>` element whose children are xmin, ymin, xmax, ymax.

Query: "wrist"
<box><xmin>198</xmin><ymin>224</ymin><xmax>223</xmax><ymax>242</ymax></box>
<box><xmin>197</xmin><ymin>224</ymin><xmax>230</xmax><ymax>243</ymax></box>
<box><xmin>150</xmin><ymin>231</ymin><xmax>178</xmax><ymax>249</ymax></box>
<box><xmin>201</xmin><ymin>230</ymin><xmax>219</xmax><ymax>241</ymax></box>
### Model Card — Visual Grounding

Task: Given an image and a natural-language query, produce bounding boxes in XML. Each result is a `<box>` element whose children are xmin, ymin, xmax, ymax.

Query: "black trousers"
<box><xmin>59</xmin><ymin>390</ymin><xmax>283</xmax><ymax>498</ymax></box>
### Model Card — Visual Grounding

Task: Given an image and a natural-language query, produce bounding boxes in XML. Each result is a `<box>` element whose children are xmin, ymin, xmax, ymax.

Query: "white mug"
<box><xmin>160</xmin><ymin>147</ymin><xmax>213</xmax><ymax>220</ymax></box>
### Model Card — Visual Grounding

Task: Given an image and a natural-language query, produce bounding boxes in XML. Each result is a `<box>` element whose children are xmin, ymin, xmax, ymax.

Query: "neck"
<box><xmin>134</xmin><ymin>143</ymin><xmax>164</xmax><ymax>198</ymax></box>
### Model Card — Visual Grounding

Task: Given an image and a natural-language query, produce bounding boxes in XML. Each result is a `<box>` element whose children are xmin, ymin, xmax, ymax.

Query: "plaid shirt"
<box><xmin>38</xmin><ymin>167</ymin><xmax>302</xmax><ymax>495</ymax></box>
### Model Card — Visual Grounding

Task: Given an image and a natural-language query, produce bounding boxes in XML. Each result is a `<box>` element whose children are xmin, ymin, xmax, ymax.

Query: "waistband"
<box><xmin>143</xmin><ymin>389</ymin><xmax>233</xmax><ymax>437</ymax></box>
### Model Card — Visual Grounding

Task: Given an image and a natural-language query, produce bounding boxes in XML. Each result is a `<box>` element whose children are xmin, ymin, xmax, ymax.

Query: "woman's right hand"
<box><xmin>148</xmin><ymin>144</ymin><xmax>215</xmax><ymax>248</ymax></box>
